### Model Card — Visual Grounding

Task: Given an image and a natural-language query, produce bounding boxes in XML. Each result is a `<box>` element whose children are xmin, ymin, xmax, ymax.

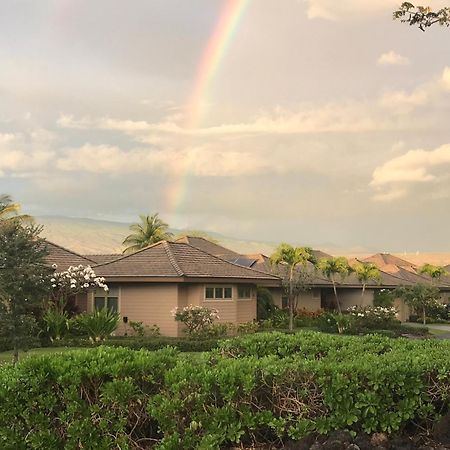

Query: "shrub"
<box><xmin>3</xmin><ymin>336</ymin><xmax>450</xmax><ymax>449</ymax></box>
<box><xmin>172</xmin><ymin>305</ymin><xmax>219</xmax><ymax>338</ymax></box>
<box><xmin>373</xmin><ymin>289</ymin><xmax>395</xmax><ymax>307</ymax></box>
<box><xmin>236</xmin><ymin>321</ymin><xmax>259</xmax><ymax>335</ymax></box>
<box><xmin>256</xmin><ymin>287</ymin><xmax>277</xmax><ymax>320</ymax></box>
<box><xmin>75</xmin><ymin>308</ymin><xmax>120</xmax><ymax>342</ymax></box>
<box><xmin>129</xmin><ymin>320</ymin><xmax>145</xmax><ymax>336</ymax></box>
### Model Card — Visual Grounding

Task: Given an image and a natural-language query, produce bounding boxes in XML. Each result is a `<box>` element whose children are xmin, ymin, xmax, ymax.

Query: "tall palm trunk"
<box><xmin>361</xmin><ymin>283</ymin><xmax>366</xmax><ymax>306</ymax></box>
<box><xmin>331</xmin><ymin>274</ymin><xmax>341</xmax><ymax>314</ymax></box>
<box><xmin>288</xmin><ymin>266</ymin><xmax>294</xmax><ymax>331</ymax></box>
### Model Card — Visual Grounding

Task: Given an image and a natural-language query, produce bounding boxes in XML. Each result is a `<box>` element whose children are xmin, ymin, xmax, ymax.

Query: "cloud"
<box><xmin>371</xmin><ymin>143</ymin><xmax>450</xmax><ymax>201</ymax></box>
<box><xmin>302</xmin><ymin>0</ymin><xmax>449</xmax><ymax>20</ymax></box>
<box><xmin>380</xmin><ymin>66</ymin><xmax>450</xmax><ymax>113</ymax></box>
<box><xmin>56</xmin><ymin>143</ymin><xmax>273</xmax><ymax>177</ymax></box>
<box><xmin>303</xmin><ymin>0</ymin><xmax>398</xmax><ymax>20</ymax></box>
<box><xmin>377</xmin><ymin>51</ymin><xmax>410</xmax><ymax>66</ymax></box>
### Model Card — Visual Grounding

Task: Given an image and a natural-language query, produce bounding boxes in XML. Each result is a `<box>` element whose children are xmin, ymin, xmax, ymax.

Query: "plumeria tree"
<box><xmin>172</xmin><ymin>305</ymin><xmax>219</xmax><ymax>338</ymax></box>
<box><xmin>43</xmin><ymin>265</ymin><xmax>109</xmax><ymax>341</ymax></box>
<box><xmin>396</xmin><ymin>284</ymin><xmax>441</xmax><ymax>325</ymax></box>
<box><xmin>49</xmin><ymin>264</ymin><xmax>108</xmax><ymax>313</ymax></box>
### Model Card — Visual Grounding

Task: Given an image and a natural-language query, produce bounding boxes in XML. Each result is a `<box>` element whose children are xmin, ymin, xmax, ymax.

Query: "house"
<box><xmin>44</xmin><ymin>238</ymin><xmax>450</xmax><ymax>331</ymax></box>
<box><xmin>45</xmin><ymin>239</ymin><xmax>279</xmax><ymax>336</ymax></box>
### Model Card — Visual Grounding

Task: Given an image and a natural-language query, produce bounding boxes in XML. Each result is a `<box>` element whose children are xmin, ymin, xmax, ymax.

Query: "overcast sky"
<box><xmin>1</xmin><ymin>0</ymin><xmax>449</xmax><ymax>252</ymax></box>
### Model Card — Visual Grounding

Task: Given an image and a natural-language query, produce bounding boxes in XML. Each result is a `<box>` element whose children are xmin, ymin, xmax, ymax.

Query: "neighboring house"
<box><xmin>44</xmin><ymin>238</ymin><xmax>450</xmax><ymax>330</ymax></box>
<box><xmin>45</xmin><ymin>239</ymin><xmax>279</xmax><ymax>336</ymax></box>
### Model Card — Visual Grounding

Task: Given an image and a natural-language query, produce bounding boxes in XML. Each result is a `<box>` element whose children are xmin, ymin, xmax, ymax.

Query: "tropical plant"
<box><xmin>0</xmin><ymin>221</ymin><xmax>51</xmax><ymax>364</ymax></box>
<box><xmin>318</xmin><ymin>257</ymin><xmax>352</xmax><ymax>314</ymax></box>
<box><xmin>76</xmin><ymin>308</ymin><xmax>119</xmax><ymax>342</ymax></box>
<box><xmin>396</xmin><ymin>284</ymin><xmax>441</xmax><ymax>325</ymax></box>
<box><xmin>0</xmin><ymin>194</ymin><xmax>32</xmax><ymax>224</ymax></box>
<box><xmin>122</xmin><ymin>213</ymin><xmax>173</xmax><ymax>254</ymax></box>
<box><xmin>42</xmin><ymin>307</ymin><xmax>69</xmax><ymax>341</ymax></box>
<box><xmin>418</xmin><ymin>263</ymin><xmax>448</xmax><ymax>285</ymax></box>
<box><xmin>373</xmin><ymin>289</ymin><xmax>396</xmax><ymax>308</ymax></box>
<box><xmin>270</xmin><ymin>244</ymin><xmax>316</xmax><ymax>331</ymax></box>
<box><xmin>354</xmin><ymin>262</ymin><xmax>381</xmax><ymax>301</ymax></box>
<box><xmin>394</xmin><ymin>2</ymin><xmax>450</xmax><ymax>31</ymax></box>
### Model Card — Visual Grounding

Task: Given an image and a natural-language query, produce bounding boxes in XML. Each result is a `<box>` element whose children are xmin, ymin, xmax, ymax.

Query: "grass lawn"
<box><xmin>0</xmin><ymin>347</ymin><xmax>85</xmax><ymax>365</ymax></box>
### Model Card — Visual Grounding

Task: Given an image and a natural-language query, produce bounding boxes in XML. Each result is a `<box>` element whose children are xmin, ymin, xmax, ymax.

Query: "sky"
<box><xmin>1</xmin><ymin>0</ymin><xmax>450</xmax><ymax>252</ymax></box>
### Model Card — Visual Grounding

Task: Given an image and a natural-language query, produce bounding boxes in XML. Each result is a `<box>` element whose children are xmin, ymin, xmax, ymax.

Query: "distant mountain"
<box><xmin>36</xmin><ymin>216</ymin><xmax>278</xmax><ymax>255</ymax></box>
<box><xmin>36</xmin><ymin>216</ymin><xmax>450</xmax><ymax>266</ymax></box>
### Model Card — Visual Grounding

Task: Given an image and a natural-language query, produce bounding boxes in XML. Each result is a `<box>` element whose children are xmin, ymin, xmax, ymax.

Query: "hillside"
<box><xmin>36</xmin><ymin>216</ymin><xmax>450</xmax><ymax>266</ymax></box>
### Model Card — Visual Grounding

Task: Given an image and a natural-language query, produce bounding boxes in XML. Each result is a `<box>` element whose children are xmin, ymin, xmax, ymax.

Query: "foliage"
<box><xmin>256</xmin><ymin>287</ymin><xmax>277</xmax><ymax>320</ymax></box>
<box><xmin>294</xmin><ymin>308</ymin><xmax>324</xmax><ymax>328</ymax></box>
<box><xmin>75</xmin><ymin>308</ymin><xmax>120</xmax><ymax>342</ymax></box>
<box><xmin>49</xmin><ymin>265</ymin><xmax>108</xmax><ymax>313</ymax></box>
<box><xmin>0</xmin><ymin>221</ymin><xmax>51</xmax><ymax>364</ymax></box>
<box><xmin>396</xmin><ymin>284</ymin><xmax>441</xmax><ymax>324</ymax></box>
<box><xmin>236</xmin><ymin>321</ymin><xmax>259</xmax><ymax>335</ymax></box>
<box><xmin>354</xmin><ymin>262</ymin><xmax>381</xmax><ymax>299</ymax></box>
<box><xmin>129</xmin><ymin>321</ymin><xmax>161</xmax><ymax>337</ymax></box>
<box><xmin>172</xmin><ymin>304</ymin><xmax>219</xmax><ymax>338</ymax></box>
<box><xmin>418</xmin><ymin>263</ymin><xmax>448</xmax><ymax>284</ymax></box>
<box><xmin>122</xmin><ymin>213</ymin><xmax>173</xmax><ymax>254</ymax></box>
<box><xmin>3</xmin><ymin>335</ymin><xmax>450</xmax><ymax>448</ymax></box>
<box><xmin>0</xmin><ymin>194</ymin><xmax>32</xmax><ymax>224</ymax></box>
<box><xmin>318</xmin><ymin>257</ymin><xmax>352</xmax><ymax>314</ymax></box>
<box><xmin>270</xmin><ymin>243</ymin><xmax>316</xmax><ymax>331</ymax></box>
<box><xmin>41</xmin><ymin>308</ymin><xmax>69</xmax><ymax>341</ymax></box>
<box><xmin>394</xmin><ymin>2</ymin><xmax>450</xmax><ymax>31</ymax></box>
<box><xmin>373</xmin><ymin>289</ymin><xmax>396</xmax><ymax>307</ymax></box>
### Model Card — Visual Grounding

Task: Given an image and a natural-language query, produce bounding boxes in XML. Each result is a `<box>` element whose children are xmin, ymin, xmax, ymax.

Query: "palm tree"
<box><xmin>122</xmin><ymin>213</ymin><xmax>173</xmax><ymax>254</ymax></box>
<box><xmin>354</xmin><ymin>262</ymin><xmax>381</xmax><ymax>303</ymax></box>
<box><xmin>419</xmin><ymin>263</ymin><xmax>448</xmax><ymax>286</ymax></box>
<box><xmin>0</xmin><ymin>194</ymin><xmax>32</xmax><ymax>224</ymax></box>
<box><xmin>318</xmin><ymin>257</ymin><xmax>352</xmax><ymax>314</ymax></box>
<box><xmin>270</xmin><ymin>243</ymin><xmax>316</xmax><ymax>331</ymax></box>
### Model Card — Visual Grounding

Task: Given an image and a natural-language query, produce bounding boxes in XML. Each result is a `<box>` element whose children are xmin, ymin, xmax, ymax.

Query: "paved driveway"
<box><xmin>404</xmin><ymin>322</ymin><xmax>450</xmax><ymax>339</ymax></box>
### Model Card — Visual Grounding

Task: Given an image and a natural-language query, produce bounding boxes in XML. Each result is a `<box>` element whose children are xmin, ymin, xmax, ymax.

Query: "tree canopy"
<box><xmin>122</xmin><ymin>213</ymin><xmax>174</xmax><ymax>254</ymax></box>
<box><xmin>394</xmin><ymin>2</ymin><xmax>450</xmax><ymax>30</ymax></box>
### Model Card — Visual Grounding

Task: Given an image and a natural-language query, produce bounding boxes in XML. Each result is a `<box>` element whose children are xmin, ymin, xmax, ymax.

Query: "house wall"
<box><xmin>321</xmin><ymin>288</ymin><xmax>374</xmax><ymax>311</ymax></box>
<box><xmin>269</xmin><ymin>287</ymin><xmax>321</xmax><ymax>311</ymax></box>
<box><xmin>88</xmin><ymin>283</ymin><xmax>180</xmax><ymax>336</ymax></box>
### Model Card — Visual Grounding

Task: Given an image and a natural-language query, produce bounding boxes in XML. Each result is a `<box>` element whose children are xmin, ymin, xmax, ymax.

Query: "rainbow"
<box><xmin>165</xmin><ymin>0</ymin><xmax>250</xmax><ymax>218</ymax></box>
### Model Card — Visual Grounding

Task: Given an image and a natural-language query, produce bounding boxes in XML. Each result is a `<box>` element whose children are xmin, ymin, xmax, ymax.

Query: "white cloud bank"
<box><xmin>377</xmin><ymin>51</ymin><xmax>410</xmax><ymax>66</ymax></box>
<box><xmin>371</xmin><ymin>143</ymin><xmax>450</xmax><ymax>201</ymax></box>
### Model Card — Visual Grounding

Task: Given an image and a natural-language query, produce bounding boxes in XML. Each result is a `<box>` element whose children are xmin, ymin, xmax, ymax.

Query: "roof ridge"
<box><xmin>92</xmin><ymin>241</ymin><xmax>167</xmax><ymax>268</ymax></box>
<box><xmin>176</xmin><ymin>241</ymin><xmax>280</xmax><ymax>279</ymax></box>
<box><xmin>163</xmin><ymin>242</ymin><xmax>184</xmax><ymax>276</ymax></box>
<box><xmin>44</xmin><ymin>240</ymin><xmax>97</xmax><ymax>265</ymax></box>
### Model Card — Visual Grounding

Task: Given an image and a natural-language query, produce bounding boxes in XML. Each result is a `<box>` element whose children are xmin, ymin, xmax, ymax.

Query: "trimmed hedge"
<box><xmin>1</xmin><ymin>334</ymin><xmax>450</xmax><ymax>449</ymax></box>
<box><xmin>45</xmin><ymin>336</ymin><xmax>221</xmax><ymax>352</ymax></box>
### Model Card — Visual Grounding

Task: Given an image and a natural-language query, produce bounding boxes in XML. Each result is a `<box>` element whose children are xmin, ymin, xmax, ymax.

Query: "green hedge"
<box><xmin>1</xmin><ymin>334</ymin><xmax>450</xmax><ymax>449</ymax></box>
<box><xmin>45</xmin><ymin>336</ymin><xmax>221</xmax><ymax>352</ymax></box>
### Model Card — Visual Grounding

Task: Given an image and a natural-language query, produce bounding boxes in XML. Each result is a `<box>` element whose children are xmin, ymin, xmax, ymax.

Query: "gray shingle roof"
<box><xmin>93</xmin><ymin>241</ymin><xmax>280</xmax><ymax>281</ymax></box>
<box><xmin>44</xmin><ymin>241</ymin><xmax>97</xmax><ymax>271</ymax></box>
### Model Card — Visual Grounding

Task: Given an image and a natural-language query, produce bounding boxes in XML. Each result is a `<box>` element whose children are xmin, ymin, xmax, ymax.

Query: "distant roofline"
<box><xmin>44</xmin><ymin>240</ymin><xmax>97</xmax><ymax>265</ymax></box>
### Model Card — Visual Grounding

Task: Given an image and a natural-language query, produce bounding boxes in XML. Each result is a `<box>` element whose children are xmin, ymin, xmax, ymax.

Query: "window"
<box><xmin>205</xmin><ymin>286</ymin><xmax>232</xmax><ymax>300</ymax></box>
<box><xmin>238</xmin><ymin>285</ymin><xmax>252</xmax><ymax>299</ymax></box>
<box><xmin>94</xmin><ymin>286</ymin><xmax>119</xmax><ymax>313</ymax></box>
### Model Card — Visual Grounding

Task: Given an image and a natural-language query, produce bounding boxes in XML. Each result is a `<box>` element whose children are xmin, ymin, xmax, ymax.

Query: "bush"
<box><xmin>0</xmin><ymin>336</ymin><xmax>41</xmax><ymax>353</ymax></box>
<box><xmin>236</xmin><ymin>321</ymin><xmax>259</xmax><ymax>335</ymax></box>
<box><xmin>172</xmin><ymin>305</ymin><xmax>219</xmax><ymax>339</ymax></box>
<box><xmin>3</xmin><ymin>336</ymin><xmax>450</xmax><ymax>449</ymax></box>
<box><xmin>75</xmin><ymin>308</ymin><xmax>120</xmax><ymax>342</ymax></box>
<box><xmin>256</xmin><ymin>287</ymin><xmax>277</xmax><ymax>320</ymax></box>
